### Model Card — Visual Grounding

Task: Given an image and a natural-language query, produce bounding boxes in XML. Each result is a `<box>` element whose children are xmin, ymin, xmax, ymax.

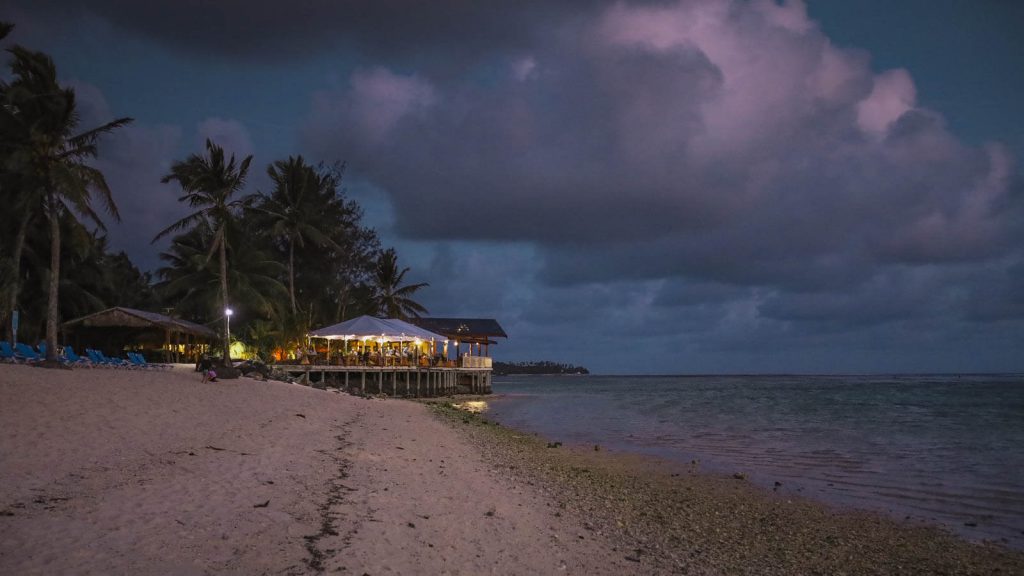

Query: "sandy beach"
<box><xmin>2</xmin><ymin>365</ymin><xmax>1023</xmax><ymax>575</ymax></box>
<box><xmin>0</xmin><ymin>364</ymin><xmax>627</xmax><ymax>575</ymax></box>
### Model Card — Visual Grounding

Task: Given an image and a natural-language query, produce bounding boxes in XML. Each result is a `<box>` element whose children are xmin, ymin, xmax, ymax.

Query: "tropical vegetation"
<box><xmin>0</xmin><ymin>21</ymin><xmax>431</xmax><ymax>364</ymax></box>
<box><xmin>370</xmin><ymin>248</ymin><xmax>429</xmax><ymax>320</ymax></box>
<box><xmin>1</xmin><ymin>28</ymin><xmax>133</xmax><ymax>362</ymax></box>
<box><xmin>155</xmin><ymin>139</ymin><xmax>255</xmax><ymax>365</ymax></box>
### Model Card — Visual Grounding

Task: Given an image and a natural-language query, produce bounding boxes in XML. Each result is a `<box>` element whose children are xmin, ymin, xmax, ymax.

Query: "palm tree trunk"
<box><xmin>335</xmin><ymin>286</ymin><xmax>346</xmax><ymax>323</ymax></box>
<box><xmin>288</xmin><ymin>240</ymin><xmax>296</xmax><ymax>314</ymax></box>
<box><xmin>220</xmin><ymin>233</ymin><xmax>230</xmax><ymax>366</ymax></box>
<box><xmin>45</xmin><ymin>196</ymin><xmax>60</xmax><ymax>361</ymax></box>
<box><xmin>4</xmin><ymin>210</ymin><xmax>31</xmax><ymax>342</ymax></box>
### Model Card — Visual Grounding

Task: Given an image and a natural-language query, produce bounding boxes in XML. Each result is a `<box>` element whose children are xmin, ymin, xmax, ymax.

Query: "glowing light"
<box><xmin>453</xmin><ymin>401</ymin><xmax>489</xmax><ymax>414</ymax></box>
<box><xmin>225</xmin><ymin>308</ymin><xmax>234</xmax><ymax>316</ymax></box>
<box><xmin>229</xmin><ymin>340</ymin><xmax>247</xmax><ymax>359</ymax></box>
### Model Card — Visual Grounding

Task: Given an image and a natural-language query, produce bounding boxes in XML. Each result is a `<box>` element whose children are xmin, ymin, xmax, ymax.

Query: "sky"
<box><xmin>2</xmin><ymin>0</ymin><xmax>1022</xmax><ymax>374</ymax></box>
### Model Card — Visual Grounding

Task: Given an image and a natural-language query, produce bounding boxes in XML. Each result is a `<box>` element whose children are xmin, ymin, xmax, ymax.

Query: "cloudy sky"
<box><xmin>3</xmin><ymin>0</ymin><xmax>1022</xmax><ymax>374</ymax></box>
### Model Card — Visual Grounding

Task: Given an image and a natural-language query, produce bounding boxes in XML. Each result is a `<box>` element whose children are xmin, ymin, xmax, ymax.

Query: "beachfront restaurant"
<box><xmin>278</xmin><ymin>315</ymin><xmax>506</xmax><ymax>397</ymax></box>
<box><xmin>410</xmin><ymin>317</ymin><xmax>508</xmax><ymax>366</ymax></box>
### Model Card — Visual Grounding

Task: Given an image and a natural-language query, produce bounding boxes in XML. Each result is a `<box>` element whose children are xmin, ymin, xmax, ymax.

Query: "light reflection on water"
<box><xmin>486</xmin><ymin>374</ymin><xmax>1024</xmax><ymax>548</ymax></box>
<box><xmin>452</xmin><ymin>400</ymin><xmax>490</xmax><ymax>414</ymax></box>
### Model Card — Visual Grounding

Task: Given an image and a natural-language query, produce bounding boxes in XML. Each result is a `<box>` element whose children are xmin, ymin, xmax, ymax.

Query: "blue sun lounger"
<box><xmin>63</xmin><ymin>345</ymin><xmax>92</xmax><ymax>367</ymax></box>
<box><xmin>15</xmin><ymin>342</ymin><xmax>43</xmax><ymax>363</ymax></box>
<box><xmin>86</xmin><ymin>348</ymin><xmax>132</xmax><ymax>369</ymax></box>
<box><xmin>37</xmin><ymin>342</ymin><xmax>66</xmax><ymax>365</ymax></box>
<box><xmin>0</xmin><ymin>341</ymin><xmax>23</xmax><ymax>363</ymax></box>
<box><xmin>128</xmin><ymin>352</ymin><xmax>172</xmax><ymax>370</ymax></box>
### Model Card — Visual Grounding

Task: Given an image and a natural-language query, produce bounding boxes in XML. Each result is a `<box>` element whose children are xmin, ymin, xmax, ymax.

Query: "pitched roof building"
<box><xmin>62</xmin><ymin>306</ymin><xmax>216</xmax><ymax>361</ymax></box>
<box><xmin>409</xmin><ymin>317</ymin><xmax>507</xmax><ymax>346</ymax></box>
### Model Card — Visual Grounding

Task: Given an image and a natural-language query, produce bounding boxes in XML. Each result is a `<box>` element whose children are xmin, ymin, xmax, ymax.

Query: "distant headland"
<box><xmin>493</xmin><ymin>361</ymin><xmax>589</xmax><ymax>375</ymax></box>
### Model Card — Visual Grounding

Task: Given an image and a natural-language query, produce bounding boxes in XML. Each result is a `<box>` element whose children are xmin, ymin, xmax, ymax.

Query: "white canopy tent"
<box><xmin>382</xmin><ymin>318</ymin><xmax>448</xmax><ymax>342</ymax></box>
<box><xmin>308</xmin><ymin>315</ymin><xmax>445</xmax><ymax>343</ymax></box>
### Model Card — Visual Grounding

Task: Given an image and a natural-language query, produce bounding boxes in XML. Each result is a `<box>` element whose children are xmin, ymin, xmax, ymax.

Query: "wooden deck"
<box><xmin>275</xmin><ymin>364</ymin><xmax>492</xmax><ymax>397</ymax></box>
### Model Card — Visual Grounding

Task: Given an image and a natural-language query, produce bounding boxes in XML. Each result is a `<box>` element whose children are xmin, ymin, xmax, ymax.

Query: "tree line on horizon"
<box><xmin>493</xmin><ymin>361</ymin><xmax>590</xmax><ymax>376</ymax></box>
<box><xmin>0</xmin><ymin>22</ymin><xmax>429</xmax><ymax>366</ymax></box>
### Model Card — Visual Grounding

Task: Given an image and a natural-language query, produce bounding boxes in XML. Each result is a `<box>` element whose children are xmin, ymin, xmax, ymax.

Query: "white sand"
<box><xmin>0</xmin><ymin>364</ymin><xmax>628</xmax><ymax>575</ymax></box>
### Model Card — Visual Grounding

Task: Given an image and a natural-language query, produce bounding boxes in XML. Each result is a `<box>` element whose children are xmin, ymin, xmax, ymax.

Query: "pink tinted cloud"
<box><xmin>304</xmin><ymin>0</ymin><xmax>1022</xmax><ymax>294</ymax></box>
<box><xmin>856</xmin><ymin>68</ymin><xmax>917</xmax><ymax>135</ymax></box>
<box><xmin>348</xmin><ymin>67</ymin><xmax>437</xmax><ymax>144</ymax></box>
<box><xmin>595</xmin><ymin>0</ymin><xmax>870</xmax><ymax>156</ymax></box>
<box><xmin>878</xmin><ymin>144</ymin><xmax>1014</xmax><ymax>262</ymax></box>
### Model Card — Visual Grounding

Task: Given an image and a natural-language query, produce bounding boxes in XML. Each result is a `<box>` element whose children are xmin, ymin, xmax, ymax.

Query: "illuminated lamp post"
<box><xmin>225</xmin><ymin>308</ymin><xmax>234</xmax><ymax>361</ymax></box>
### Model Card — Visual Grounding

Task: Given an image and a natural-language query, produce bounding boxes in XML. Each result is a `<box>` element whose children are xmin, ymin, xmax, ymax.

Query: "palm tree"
<box><xmin>155</xmin><ymin>139</ymin><xmax>253</xmax><ymax>365</ymax></box>
<box><xmin>371</xmin><ymin>248</ymin><xmax>429</xmax><ymax>320</ymax></box>
<box><xmin>1</xmin><ymin>45</ymin><xmax>131</xmax><ymax>360</ymax></box>
<box><xmin>1</xmin><ymin>42</ymin><xmax>47</xmax><ymax>341</ymax></box>
<box><xmin>156</xmin><ymin>224</ymin><xmax>286</xmax><ymax>314</ymax></box>
<box><xmin>253</xmin><ymin>156</ymin><xmax>342</xmax><ymax>314</ymax></box>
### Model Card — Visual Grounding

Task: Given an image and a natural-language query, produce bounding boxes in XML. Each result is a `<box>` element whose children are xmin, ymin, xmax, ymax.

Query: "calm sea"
<box><xmin>485</xmin><ymin>374</ymin><xmax>1024</xmax><ymax>547</ymax></box>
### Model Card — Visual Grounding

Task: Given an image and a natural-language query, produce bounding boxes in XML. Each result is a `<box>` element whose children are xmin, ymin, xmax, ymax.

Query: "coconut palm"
<box><xmin>0</xmin><ymin>45</ymin><xmax>131</xmax><ymax>360</ymax></box>
<box><xmin>156</xmin><ymin>224</ymin><xmax>287</xmax><ymax>357</ymax></box>
<box><xmin>253</xmin><ymin>156</ymin><xmax>342</xmax><ymax>314</ymax></box>
<box><xmin>1</xmin><ymin>42</ymin><xmax>48</xmax><ymax>341</ymax></box>
<box><xmin>371</xmin><ymin>248</ymin><xmax>429</xmax><ymax>320</ymax></box>
<box><xmin>155</xmin><ymin>139</ymin><xmax>253</xmax><ymax>366</ymax></box>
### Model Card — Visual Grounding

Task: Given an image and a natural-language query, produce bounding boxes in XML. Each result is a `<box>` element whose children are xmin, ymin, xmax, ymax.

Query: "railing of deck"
<box><xmin>460</xmin><ymin>355</ymin><xmax>492</xmax><ymax>369</ymax></box>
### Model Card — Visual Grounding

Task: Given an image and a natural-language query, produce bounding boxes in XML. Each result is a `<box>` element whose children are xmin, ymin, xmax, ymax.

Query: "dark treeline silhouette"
<box><xmin>0</xmin><ymin>21</ymin><xmax>429</xmax><ymax>365</ymax></box>
<box><xmin>493</xmin><ymin>361</ymin><xmax>590</xmax><ymax>375</ymax></box>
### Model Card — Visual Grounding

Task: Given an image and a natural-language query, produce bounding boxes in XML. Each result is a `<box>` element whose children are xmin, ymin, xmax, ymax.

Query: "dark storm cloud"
<box><xmin>957</xmin><ymin>258</ymin><xmax>1024</xmax><ymax>323</ymax></box>
<box><xmin>303</xmin><ymin>0</ymin><xmax>1024</xmax><ymax>336</ymax></box>
<box><xmin>12</xmin><ymin>0</ymin><xmax>608</xmax><ymax>67</ymax></box>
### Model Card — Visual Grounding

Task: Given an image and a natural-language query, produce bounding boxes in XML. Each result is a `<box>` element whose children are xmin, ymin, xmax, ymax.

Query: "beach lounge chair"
<box><xmin>84</xmin><ymin>348</ymin><xmax>106</xmax><ymax>367</ymax></box>
<box><xmin>127</xmin><ymin>352</ymin><xmax>166</xmax><ymax>370</ymax></box>
<box><xmin>104</xmin><ymin>349</ymin><xmax>134</xmax><ymax>368</ymax></box>
<box><xmin>104</xmin><ymin>350</ymin><xmax>134</xmax><ymax>369</ymax></box>
<box><xmin>63</xmin><ymin>346</ymin><xmax>92</xmax><ymax>367</ymax></box>
<box><xmin>128</xmin><ymin>352</ymin><xmax>171</xmax><ymax>371</ymax></box>
<box><xmin>0</xmin><ymin>341</ymin><xmax>22</xmax><ymax>363</ymax></box>
<box><xmin>37</xmin><ymin>342</ymin><xmax>72</xmax><ymax>365</ymax></box>
<box><xmin>15</xmin><ymin>342</ymin><xmax>43</xmax><ymax>363</ymax></box>
<box><xmin>126</xmin><ymin>352</ymin><xmax>151</xmax><ymax>370</ymax></box>
<box><xmin>87</xmin><ymin>348</ymin><xmax>132</xmax><ymax>369</ymax></box>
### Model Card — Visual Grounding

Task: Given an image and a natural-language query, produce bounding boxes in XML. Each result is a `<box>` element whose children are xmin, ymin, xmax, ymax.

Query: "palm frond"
<box><xmin>152</xmin><ymin>211</ymin><xmax>207</xmax><ymax>242</ymax></box>
<box><xmin>67</xmin><ymin>117</ymin><xmax>134</xmax><ymax>151</ymax></box>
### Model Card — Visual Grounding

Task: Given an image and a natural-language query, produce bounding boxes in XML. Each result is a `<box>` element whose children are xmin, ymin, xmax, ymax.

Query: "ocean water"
<box><xmin>485</xmin><ymin>374</ymin><xmax>1024</xmax><ymax>547</ymax></box>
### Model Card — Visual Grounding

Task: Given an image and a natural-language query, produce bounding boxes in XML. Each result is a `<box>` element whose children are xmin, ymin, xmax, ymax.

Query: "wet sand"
<box><xmin>434</xmin><ymin>402</ymin><xmax>1024</xmax><ymax>575</ymax></box>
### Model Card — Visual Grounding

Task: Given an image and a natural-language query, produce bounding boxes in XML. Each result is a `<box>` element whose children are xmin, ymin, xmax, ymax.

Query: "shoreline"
<box><xmin>430</xmin><ymin>400</ymin><xmax>1024</xmax><ymax>575</ymax></box>
<box><xmin>484</xmin><ymin>374</ymin><xmax>1024</xmax><ymax>551</ymax></box>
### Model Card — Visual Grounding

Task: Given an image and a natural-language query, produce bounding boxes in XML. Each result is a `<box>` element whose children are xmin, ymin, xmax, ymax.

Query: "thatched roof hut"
<box><xmin>62</xmin><ymin>307</ymin><xmax>215</xmax><ymax>361</ymax></box>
